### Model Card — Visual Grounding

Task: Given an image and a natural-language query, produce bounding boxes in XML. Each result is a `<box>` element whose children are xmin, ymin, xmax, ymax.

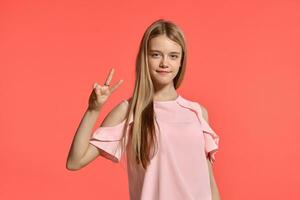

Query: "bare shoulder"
<box><xmin>198</xmin><ymin>103</ymin><xmax>209</xmax><ymax>123</ymax></box>
<box><xmin>100</xmin><ymin>98</ymin><xmax>132</xmax><ymax>127</ymax></box>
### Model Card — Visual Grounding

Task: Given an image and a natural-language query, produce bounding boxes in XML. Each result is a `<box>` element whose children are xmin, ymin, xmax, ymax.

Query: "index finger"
<box><xmin>104</xmin><ymin>67</ymin><xmax>115</xmax><ymax>86</ymax></box>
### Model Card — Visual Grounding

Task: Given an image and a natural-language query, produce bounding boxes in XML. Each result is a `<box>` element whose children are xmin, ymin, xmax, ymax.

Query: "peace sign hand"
<box><xmin>88</xmin><ymin>68</ymin><xmax>124</xmax><ymax>111</ymax></box>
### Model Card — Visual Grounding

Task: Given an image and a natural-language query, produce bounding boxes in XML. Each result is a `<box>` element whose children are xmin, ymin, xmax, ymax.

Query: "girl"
<box><xmin>66</xmin><ymin>19</ymin><xmax>221</xmax><ymax>200</ymax></box>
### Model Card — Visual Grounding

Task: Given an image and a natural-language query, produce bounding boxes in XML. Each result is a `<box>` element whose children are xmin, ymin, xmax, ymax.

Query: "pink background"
<box><xmin>1</xmin><ymin>0</ymin><xmax>299</xmax><ymax>199</ymax></box>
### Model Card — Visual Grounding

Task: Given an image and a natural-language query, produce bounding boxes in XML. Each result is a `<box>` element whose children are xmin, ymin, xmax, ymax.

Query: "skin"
<box><xmin>147</xmin><ymin>34</ymin><xmax>182</xmax><ymax>101</ymax></box>
<box><xmin>201</xmin><ymin>105</ymin><xmax>222</xmax><ymax>200</ymax></box>
<box><xmin>66</xmin><ymin>68</ymin><xmax>126</xmax><ymax>170</ymax></box>
<box><xmin>66</xmin><ymin>34</ymin><xmax>221</xmax><ymax>199</ymax></box>
<box><xmin>148</xmin><ymin>34</ymin><xmax>221</xmax><ymax>199</ymax></box>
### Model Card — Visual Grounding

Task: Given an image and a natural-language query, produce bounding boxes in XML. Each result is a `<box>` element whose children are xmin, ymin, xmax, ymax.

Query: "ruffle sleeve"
<box><xmin>201</xmin><ymin>117</ymin><xmax>220</xmax><ymax>162</ymax></box>
<box><xmin>89</xmin><ymin>111</ymin><xmax>133</xmax><ymax>163</ymax></box>
<box><xmin>193</xmin><ymin>102</ymin><xmax>220</xmax><ymax>163</ymax></box>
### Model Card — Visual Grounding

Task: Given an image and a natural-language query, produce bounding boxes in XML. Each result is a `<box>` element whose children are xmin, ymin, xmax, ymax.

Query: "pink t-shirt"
<box><xmin>89</xmin><ymin>94</ymin><xmax>220</xmax><ymax>200</ymax></box>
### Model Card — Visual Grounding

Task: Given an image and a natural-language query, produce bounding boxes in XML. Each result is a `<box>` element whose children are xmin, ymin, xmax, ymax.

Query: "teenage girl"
<box><xmin>66</xmin><ymin>19</ymin><xmax>221</xmax><ymax>200</ymax></box>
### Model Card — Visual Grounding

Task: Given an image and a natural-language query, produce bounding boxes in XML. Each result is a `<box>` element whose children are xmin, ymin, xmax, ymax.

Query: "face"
<box><xmin>147</xmin><ymin>34</ymin><xmax>182</xmax><ymax>88</ymax></box>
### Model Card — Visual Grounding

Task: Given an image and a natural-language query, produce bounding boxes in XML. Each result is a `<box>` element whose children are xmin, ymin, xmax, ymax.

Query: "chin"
<box><xmin>153</xmin><ymin>80</ymin><xmax>173</xmax><ymax>87</ymax></box>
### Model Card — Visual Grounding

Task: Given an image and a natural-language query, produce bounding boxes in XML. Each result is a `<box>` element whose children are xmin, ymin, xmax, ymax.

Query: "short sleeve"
<box><xmin>89</xmin><ymin>111</ymin><xmax>133</xmax><ymax>163</ymax></box>
<box><xmin>192</xmin><ymin>102</ymin><xmax>220</xmax><ymax>163</ymax></box>
<box><xmin>201</xmin><ymin>118</ymin><xmax>220</xmax><ymax>162</ymax></box>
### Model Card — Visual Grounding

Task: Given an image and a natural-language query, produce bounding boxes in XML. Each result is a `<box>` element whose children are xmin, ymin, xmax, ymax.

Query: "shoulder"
<box><xmin>179</xmin><ymin>96</ymin><xmax>209</xmax><ymax>122</ymax></box>
<box><xmin>100</xmin><ymin>98</ymin><xmax>131</xmax><ymax>127</ymax></box>
<box><xmin>187</xmin><ymin>99</ymin><xmax>209</xmax><ymax>123</ymax></box>
<box><xmin>198</xmin><ymin>103</ymin><xmax>209</xmax><ymax>123</ymax></box>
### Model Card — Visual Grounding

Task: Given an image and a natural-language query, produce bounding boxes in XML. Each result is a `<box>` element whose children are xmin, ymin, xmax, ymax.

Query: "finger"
<box><xmin>93</xmin><ymin>82</ymin><xmax>98</xmax><ymax>89</ymax></box>
<box><xmin>110</xmin><ymin>79</ymin><xmax>124</xmax><ymax>93</ymax></box>
<box><xmin>93</xmin><ymin>84</ymin><xmax>102</xmax><ymax>95</ymax></box>
<box><xmin>94</xmin><ymin>84</ymin><xmax>101</xmax><ymax>91</ymax></box>
<box><xmin>93</xmin><ymin>82</ymin><xmax>102</xmax><ymax>89</ymax></box>
<box><xmin>104</xmin><ymin>67</ymin><xmax>115</xmax><ymax>86</ymax></box>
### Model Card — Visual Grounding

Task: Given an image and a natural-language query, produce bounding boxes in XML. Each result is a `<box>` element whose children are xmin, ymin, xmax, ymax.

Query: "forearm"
<box><xmin>207</xmin><ymin>158</ymin><xmax>221</xmax><ymax>200</ymax></box>
<box><xmin>211</xmin><ymin>180</ymin><xmax>221</xmax><ymax>200</ymax></box>
<box><xmin>66</xmin><ymin>107</ymin><xmax>101</xmax><ymax>168</ymax></box>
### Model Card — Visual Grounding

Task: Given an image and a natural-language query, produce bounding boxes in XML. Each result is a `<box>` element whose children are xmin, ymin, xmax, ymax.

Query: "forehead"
<box><xmin>148</xmin><ymin>35</ymin><xmax>182</xmax><ymax>53</ymax></box>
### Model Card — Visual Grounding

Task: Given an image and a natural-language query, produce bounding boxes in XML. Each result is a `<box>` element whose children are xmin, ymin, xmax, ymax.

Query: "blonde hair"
<box><xmin>120</xmin><ymin>19</ymin><xmax>187</xmax><ymax>170</ymax></box>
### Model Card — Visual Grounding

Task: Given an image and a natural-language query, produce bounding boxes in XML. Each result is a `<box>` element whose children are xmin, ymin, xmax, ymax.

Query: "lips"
<box><xmin>156</xmin><ymin>70</ymin><xmax>171</xmax><ymax>73</ymax></box>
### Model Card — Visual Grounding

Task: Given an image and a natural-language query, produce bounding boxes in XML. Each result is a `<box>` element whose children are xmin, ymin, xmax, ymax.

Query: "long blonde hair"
<box><xmin>120</xmin><ymin>19</ymin><xmax>187</xmax><ymax>170</ymax></box>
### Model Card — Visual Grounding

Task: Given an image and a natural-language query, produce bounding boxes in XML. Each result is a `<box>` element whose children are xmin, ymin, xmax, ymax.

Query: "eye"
<box><xmin>171</xmin><ymin>55</ymin><xmax>179</xmax><ymax>59</ymax></box>
<box><xmin>151</xmin><ymin>53</ymin><xmax>160</xmax><ymax>58</ymax></box>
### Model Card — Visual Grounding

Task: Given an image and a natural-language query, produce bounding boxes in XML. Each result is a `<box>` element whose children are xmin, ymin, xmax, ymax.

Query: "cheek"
<box><xmin>170</xmin><ymin>61</ymin><xmax>181</xmax><ymax>70</ymax></box>
<box><xmin>148</xmin><ymin>58</ymin><xmax>159</xmax><ymax>69</ymax></box>
<box><xmin>174</xmin><ymin>60</ymin><xmax>181</xmax><ymax>67</ymax></box>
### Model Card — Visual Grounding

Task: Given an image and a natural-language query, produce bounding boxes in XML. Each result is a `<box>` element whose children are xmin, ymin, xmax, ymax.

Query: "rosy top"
<box><xmin>89</xmin><ymin>94</ymin><xmax>220</xmax><ymax>200</ymax></box>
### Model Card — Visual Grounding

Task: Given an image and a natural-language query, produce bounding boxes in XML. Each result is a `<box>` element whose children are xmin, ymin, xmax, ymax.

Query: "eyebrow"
<box><xmin>149</xmin><ymin>49</ymin><xmax>181</xmax><ymax>54</ymax></box>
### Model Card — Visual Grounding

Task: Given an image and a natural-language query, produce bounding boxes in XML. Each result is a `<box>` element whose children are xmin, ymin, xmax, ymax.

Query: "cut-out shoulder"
<box><xmin>100</xmin><ymin>99</ymin><xmax>131</xmax><ymax>128</ymax></box>
<box><xmin>198</xmin><ymin>103</ymin><xmax>209</xmax><ymax>123</ymax></box>
<box><xmin>88</xmin><ymin>95</ymin><xmax>220</xmax><ymax>197</ymax></box>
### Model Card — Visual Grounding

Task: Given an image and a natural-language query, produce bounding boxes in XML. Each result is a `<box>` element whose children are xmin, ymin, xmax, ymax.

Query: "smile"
<box><xmin>156</xmin><ymin>70</ymin><xmax>171</xmax><ymax>74</ymax></box>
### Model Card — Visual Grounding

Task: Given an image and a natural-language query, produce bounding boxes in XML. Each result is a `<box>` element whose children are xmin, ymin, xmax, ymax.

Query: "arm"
<box><xmin>66</xmin><ymin>100</ymin><xmax>129</xmax><ymax>170</ymax></box>
<box><xmin>66</xmin><ymin>108</ymin><xmax>101</xmax><ymax>170</ymax></box>
<box><xmin>207</xmin><ymin>157</ymin><xmax>221</xmax><ymax>200</ymax></box>
<box><xmin>200</xmin><ymin>105</ymin><xmax>221</xmax><ymax>200</ymax></box>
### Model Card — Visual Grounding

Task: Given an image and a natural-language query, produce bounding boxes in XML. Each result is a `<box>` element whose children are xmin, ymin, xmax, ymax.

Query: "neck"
<box><xmin>153</xmin><ymin>83</ymin><xmax>178</xmax><ymax>101</ymax></box>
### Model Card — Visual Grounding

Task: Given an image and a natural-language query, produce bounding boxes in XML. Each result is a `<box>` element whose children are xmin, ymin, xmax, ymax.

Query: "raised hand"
<box><xmin>88</xmin><ymin>68</ymin><xmax>124</xmax><ymax>111</ymax></box>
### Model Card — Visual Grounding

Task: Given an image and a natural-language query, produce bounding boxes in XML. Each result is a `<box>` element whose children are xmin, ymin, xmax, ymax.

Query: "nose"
<box><xmin>159</xmin><ymin>56</ymin><xmax>168</xmax><ymax>68</ymax></box>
